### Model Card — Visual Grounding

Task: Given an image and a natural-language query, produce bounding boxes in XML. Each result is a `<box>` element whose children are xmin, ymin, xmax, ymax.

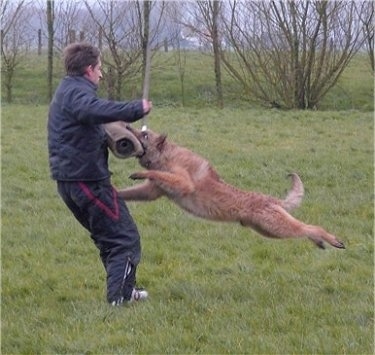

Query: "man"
<box><xmin>47</xmin><ymin>42</ymin><xmax>152</xmax><ymax>306</ymax></box>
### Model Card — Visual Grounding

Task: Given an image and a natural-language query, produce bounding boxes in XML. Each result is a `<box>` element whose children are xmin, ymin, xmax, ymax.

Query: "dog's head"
<box><xmin>126</xmin><ymin>125</ymin><xmax>168</xmax><ymax>169</ymax></box>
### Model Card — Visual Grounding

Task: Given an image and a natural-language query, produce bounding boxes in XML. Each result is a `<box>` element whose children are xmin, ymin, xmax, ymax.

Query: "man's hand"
<box><xmin>142</xmin><ymin>99</ymin><xmax>152</xmax><ymax>115</ymax></box>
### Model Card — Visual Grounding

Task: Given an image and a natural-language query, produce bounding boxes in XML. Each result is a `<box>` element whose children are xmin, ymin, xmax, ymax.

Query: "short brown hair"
<box><xmin>63</xmin><ymin>42</ymin><xmax>100</xmax><ymax>76</ymax></box>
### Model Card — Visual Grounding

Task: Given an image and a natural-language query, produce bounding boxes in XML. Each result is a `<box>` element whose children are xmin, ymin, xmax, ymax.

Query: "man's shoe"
<box><xmin>129</xmin><ymin>288</ymin><xmax>148</xmax><ymax>303</ymax></box>
<box><xmin>111</xmin><ymin>288</ymin><xmax>148</xmax><ymax>306</ymax></box>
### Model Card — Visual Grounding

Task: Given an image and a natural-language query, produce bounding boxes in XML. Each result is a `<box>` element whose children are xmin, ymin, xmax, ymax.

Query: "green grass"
<box><xmin>1</xmin><ymin>105</ymin><xmax>373</xmax><ymax>354</ymax></box>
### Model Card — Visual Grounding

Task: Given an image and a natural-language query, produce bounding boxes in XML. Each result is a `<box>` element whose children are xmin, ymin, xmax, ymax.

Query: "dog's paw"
<box><xmin>129</xmin><ymin>172</ymin><xmax>146</xmax><ymax>180</ymax></box>
<box><xmin>333</xmin><ymin>239</ymin><xmax>346</xmax><ymax>249</ymax></box>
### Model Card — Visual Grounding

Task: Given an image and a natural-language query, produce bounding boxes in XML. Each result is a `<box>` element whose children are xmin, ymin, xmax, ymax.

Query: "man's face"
<box><xmin>85</xmin><ymin>58</ymin><xmax>103</xmax><ymax>85</ymax></box>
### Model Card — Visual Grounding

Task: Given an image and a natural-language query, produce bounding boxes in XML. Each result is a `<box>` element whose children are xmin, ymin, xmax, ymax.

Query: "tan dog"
<box><xmin>118</xmin><ymin>126</ymin><xmax>345</xmax><ymax>250</ymax></box>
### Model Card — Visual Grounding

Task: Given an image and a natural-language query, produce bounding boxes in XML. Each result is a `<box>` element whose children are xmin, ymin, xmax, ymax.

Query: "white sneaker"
<box><xmin>129</xmin><ymin>288</ymin><xmax>148</xmax><ymax>303</ymax></box>
<box><xmin>111</xmin><ymin>288</ymin><xmax>149</xmax><ymax>306</ymax></box>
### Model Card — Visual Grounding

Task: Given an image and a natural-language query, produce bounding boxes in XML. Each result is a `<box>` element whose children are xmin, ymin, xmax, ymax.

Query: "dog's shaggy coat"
<box><xmin>118</xmin><ymin>126</ymin><xmax>345</xmax><ymax>249</ymax></box>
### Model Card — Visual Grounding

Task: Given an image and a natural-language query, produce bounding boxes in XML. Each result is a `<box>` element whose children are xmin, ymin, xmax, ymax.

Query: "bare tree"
<box><xmin>174</xmin><ymin>40</ymin><xmax>187</xmax><ymax>106</ymax></box>
<box><xmin>166</xmin><ymin>2</ymin><xmax>188</xmax><ymax>106</ymax></box>
<box><xmin>358</xmin><ymin>1</ymin><xmax>374</xmax><ymax>71</ymax></box>
<box><xmin>180</xmin><ymin>1</ymin><xmax>224</xmax><ymax>108</ymax></box>
<box><xmin>137</xmin><ymin>0</ymin><xmax>168</xmax><ymax>97</ymax></box>
<box><xmin>0</xmin><ymin>0</ymin><xmax>29</xmax><ymax>103</ymax></box>
<box><xmin>221</xmin><ymin>0</ymin><xmax>366</xmax><ymax>109</ymax></box>
<box><xmin>33</xmin><ymin>0</ymin><xmax>82</xmax><ymax>54</ymax></box>
<box><xmin>205</xmin><ymin>0</ymin><xmax>223</xmax><ymax>108</ymax></box>
<box><xmin>31</xmin><ymin>0</ymin><xmax>84</xmax><ymax>102</ymax></box>
<box><xmin>83</xmin><ymin>1</ymin><xmax>145</xmax><ymax>99</ymax></box>
<box><xmin>54</xmin><ymin>0</ymin><xmax>81</xmax><ymax>49</ymax></box>
<box><xmin>83</xmin><ymin>0</ymin><xmax>166</xmax><ymax>100</ymax></box>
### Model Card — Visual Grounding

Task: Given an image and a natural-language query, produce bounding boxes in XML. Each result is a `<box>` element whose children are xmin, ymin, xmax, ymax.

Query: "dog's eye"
<box><xmin>142</xmin><ymin>132</ymin><xmax>148</xmax><ymax>140</ymax></box>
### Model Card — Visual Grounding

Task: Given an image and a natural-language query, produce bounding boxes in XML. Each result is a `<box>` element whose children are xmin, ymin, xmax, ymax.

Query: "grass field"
<box><xmin>1</xmin><ymin>104</ymin><xmax>373</xmax><ymax>354</ymax></box>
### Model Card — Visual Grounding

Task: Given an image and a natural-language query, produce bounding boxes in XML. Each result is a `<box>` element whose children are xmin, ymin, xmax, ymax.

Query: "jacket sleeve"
<box><xmin>67</xmin><ymin>87</ymin><xmax>145</xmax><ymax>125</ymax></box>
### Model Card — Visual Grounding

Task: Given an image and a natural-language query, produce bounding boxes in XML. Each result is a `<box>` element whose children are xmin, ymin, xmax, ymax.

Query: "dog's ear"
<box><xmin>156</xmin><ymin>134</ymin><xmax>167</xmax><ymax>151</ymax></box>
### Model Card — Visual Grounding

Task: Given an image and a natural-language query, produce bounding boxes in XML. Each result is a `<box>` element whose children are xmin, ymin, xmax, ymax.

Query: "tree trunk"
<box><xmin>4</xmin><ymin>63</ymin><xmax>14</xmax><ymax>103</ymax></box>
<box><xmin>212</xmin><ymin>1</ymin><xmax>224</xmax><ymax>109</ymax></box>
<box><xmin>47</xmin><ymin>0</ymin><xmax>54</xmax><ymax>102</ymax></box>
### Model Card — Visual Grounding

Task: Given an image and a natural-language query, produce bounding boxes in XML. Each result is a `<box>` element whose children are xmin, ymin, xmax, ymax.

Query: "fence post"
<box><xmin>69</xmin><ymin>30</ymin><xmax>76</xmax><ymax>44</ymax></box>
<box><xmin>38</xmin><ymin>29</ymin><xmax>42</xmax><ymax>55</ymax></box>
<box><xmin>98</xmin><ymin>28</ymin><xmax>102</xmax><ymax>50</ymax></box>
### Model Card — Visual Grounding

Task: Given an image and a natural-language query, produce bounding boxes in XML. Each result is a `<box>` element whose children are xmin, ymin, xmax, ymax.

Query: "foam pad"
<box><xmin>104</xmin><ymin>121</ymin><xmax>144</xmax><ymax>159</ymax></box>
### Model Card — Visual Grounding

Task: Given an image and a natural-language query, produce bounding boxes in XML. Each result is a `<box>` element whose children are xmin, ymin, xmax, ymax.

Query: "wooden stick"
<box><xmin>143</xmin><ymin>41</ymin><xmax>151</xmax><ymax>101</ymax></box>
<box><xmin>142</xmin><ymin>33</ymin><xmax>151</xmax><ymax>131</ymax></box>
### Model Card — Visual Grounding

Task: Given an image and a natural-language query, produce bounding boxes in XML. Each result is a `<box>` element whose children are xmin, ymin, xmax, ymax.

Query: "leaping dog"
<box><xmin>118</xmin><ymin>126</ymin><xmax>345</xmax><ymax>250</ymax></box>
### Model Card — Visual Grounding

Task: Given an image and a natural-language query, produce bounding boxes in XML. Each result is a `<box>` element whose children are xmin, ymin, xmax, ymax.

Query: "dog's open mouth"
<box><xmin>137</xmin><ymin>145</ymin><xmax>146</xmax><ymax>158</ymax></box>
<box><xmin>125</xmin><ymin>125</ymin><xmax>148</xmax><ymax>158</ymax></box>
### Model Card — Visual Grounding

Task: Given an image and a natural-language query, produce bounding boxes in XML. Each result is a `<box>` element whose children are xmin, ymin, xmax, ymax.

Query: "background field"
<box><xmin>1</xmin><ymin>103</ymin><xmax>373</xmax><ymax>353</ymax></box>
<box><xmin>4</xmin><ymin>52</ymin><xmax>374</xmax><ymax>111</ymax></box>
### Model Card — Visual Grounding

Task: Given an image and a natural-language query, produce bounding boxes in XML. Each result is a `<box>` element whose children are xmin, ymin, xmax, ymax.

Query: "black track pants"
<box><xmin>57</xmin><ymin>179</ymin><xmax>141</xmax><ymax>303</ymax></box>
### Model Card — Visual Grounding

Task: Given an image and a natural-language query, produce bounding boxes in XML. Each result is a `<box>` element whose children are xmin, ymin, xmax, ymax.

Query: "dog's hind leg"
<box><xmin>301</xmin><ymin>225</ymin><xmax>345</xmax><ymax>249</ymax></box>
<box><xmin>240</xmin><ymin>205</ymin><xmax>345</xmax><ymax>249</ymax></box>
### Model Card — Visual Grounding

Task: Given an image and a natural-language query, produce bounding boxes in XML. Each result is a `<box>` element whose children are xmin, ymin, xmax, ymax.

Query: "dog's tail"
<box><xmin>282</xmin><ymin>173</ymin><xmax>304</xmax><ymax>212</ymax></box>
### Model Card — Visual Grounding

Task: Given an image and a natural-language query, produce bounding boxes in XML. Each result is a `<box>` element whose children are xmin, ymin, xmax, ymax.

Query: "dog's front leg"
<box><xmin>118</xmin><ymin>180</ymin><xmax>164</xmax><ymax>201</ymax></box>
<box><xmin>130</xmin><ymin>169</ymin><xmax>194</xmax><ymax>197</ymax></box>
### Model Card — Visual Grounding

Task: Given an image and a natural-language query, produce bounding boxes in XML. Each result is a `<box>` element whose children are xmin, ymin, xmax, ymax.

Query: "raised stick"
<box><xmin>141</xmin><ymin>32</ymin><xmax>151</xmax><ymax>132</ymax></box>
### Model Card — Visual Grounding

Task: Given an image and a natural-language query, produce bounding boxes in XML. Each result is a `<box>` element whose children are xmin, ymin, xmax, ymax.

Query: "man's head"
<box><xmin>63</xmin><ymin>42</ymin><xmax>102</xmax><ymax>85</ymax></box>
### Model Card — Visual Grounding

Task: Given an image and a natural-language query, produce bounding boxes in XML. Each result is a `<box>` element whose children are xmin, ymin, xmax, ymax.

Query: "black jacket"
<box><xmin>48</xmin><ymin>75</ymin><xmax>145</xmax><ymax>181</ymax></box>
